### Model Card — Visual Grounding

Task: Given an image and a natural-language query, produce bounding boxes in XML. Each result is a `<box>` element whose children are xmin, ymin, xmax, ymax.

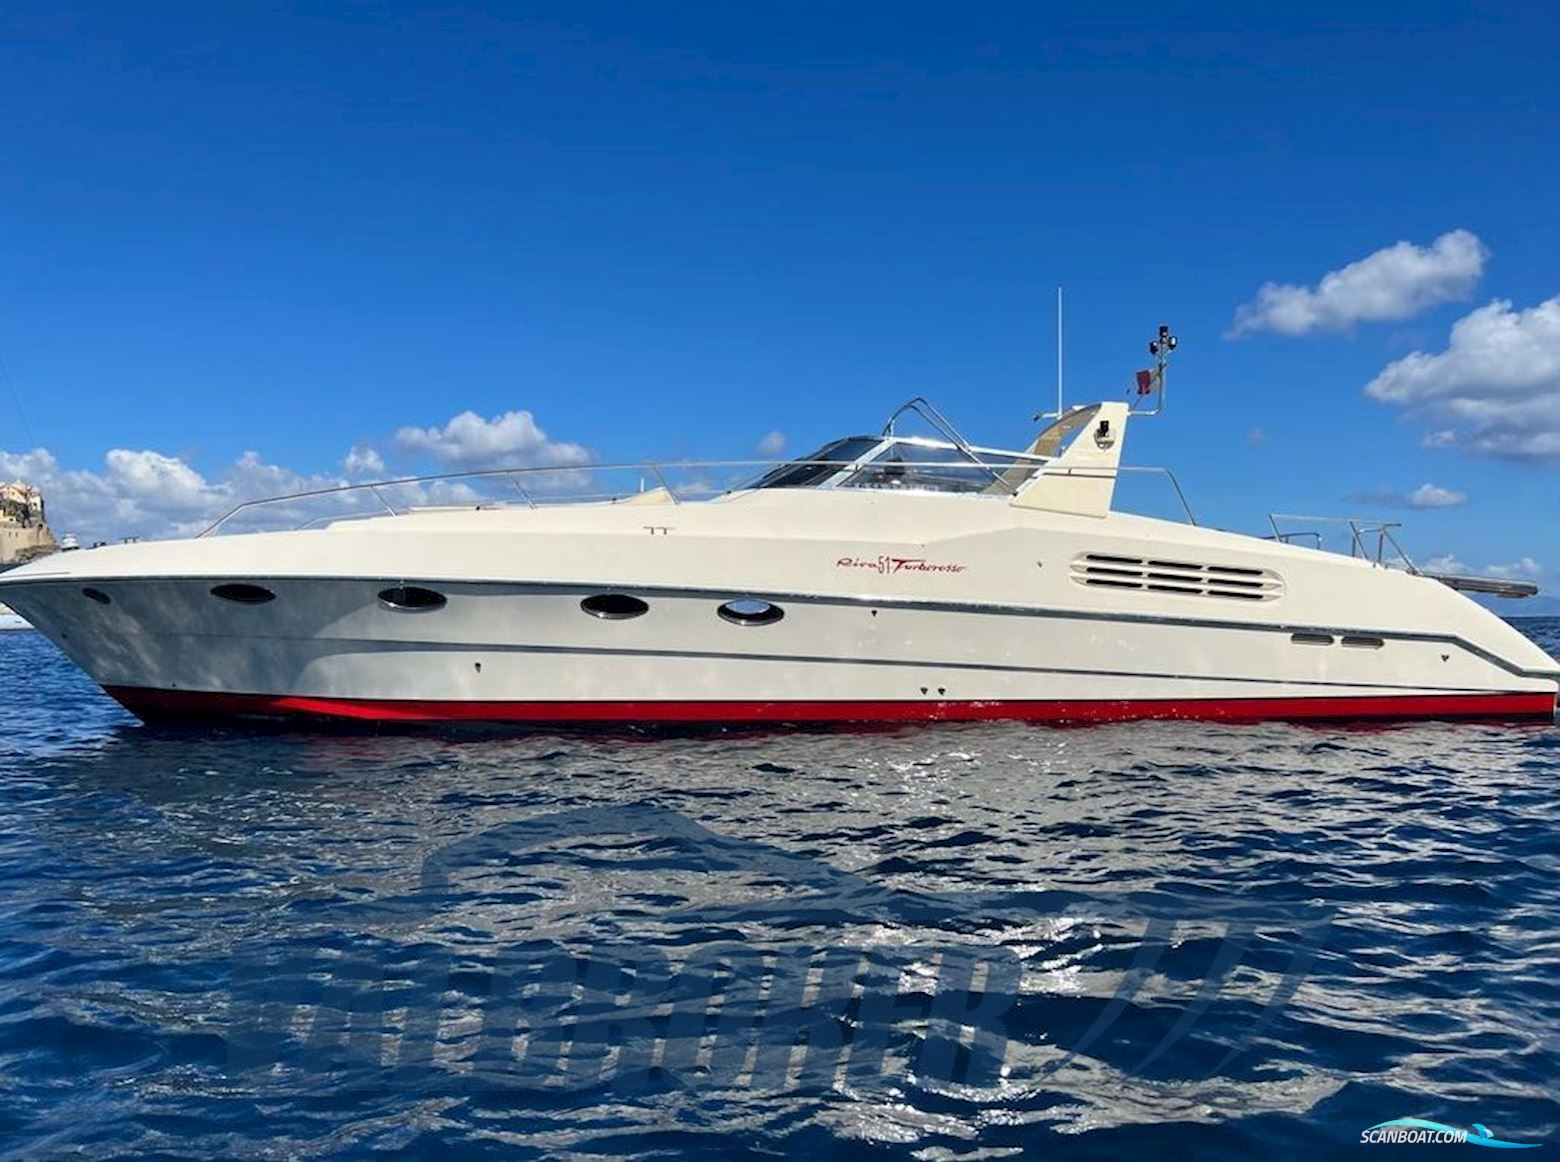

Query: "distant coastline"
<box><xmin>1478</xmin><ymin>594</ymin><xmax>1560</xmax><ymax>618</ymax></box>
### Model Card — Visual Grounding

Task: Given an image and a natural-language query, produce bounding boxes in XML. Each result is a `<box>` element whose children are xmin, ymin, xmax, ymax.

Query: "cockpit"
<box><xmin>749</xmin><ymin>434</ymin><xmax>1048</xmax><ymax>495</ymax></box>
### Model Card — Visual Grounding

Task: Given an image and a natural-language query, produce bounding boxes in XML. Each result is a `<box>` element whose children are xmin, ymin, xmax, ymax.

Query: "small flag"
<box><xmin>1135</xmin><ymin>369</ymin><xmax>1155</xmax><ymax>395</ymax></box>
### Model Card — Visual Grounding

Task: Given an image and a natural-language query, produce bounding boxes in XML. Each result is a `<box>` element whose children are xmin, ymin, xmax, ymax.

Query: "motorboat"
<box><xmin>1</xmin><ymin>327</ymin><xmax>1555</xmax><ymax>725</ymax></box>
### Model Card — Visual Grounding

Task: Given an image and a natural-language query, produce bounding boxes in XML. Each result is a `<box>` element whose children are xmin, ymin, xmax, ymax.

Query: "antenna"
<box><xmin>1132</xmin><ymin>322</ymin><xmax>1178</xmax><ymax>417</ymax></box>
<box><xmin>1035</xmin><ymin>287</ymin><xmax>1068</xmax><ymax>422</ymax></box>
<box><xmin>1056</xmin><ymin>286</ymin><xmax>1064</xmax><ymax>420</ymax></box>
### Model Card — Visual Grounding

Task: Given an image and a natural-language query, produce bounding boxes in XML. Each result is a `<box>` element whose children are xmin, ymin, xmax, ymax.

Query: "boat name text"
<box><xmin>836</xmin><ymin>555</ymin><xmax>967</xmax><ymax>575</ymax></box>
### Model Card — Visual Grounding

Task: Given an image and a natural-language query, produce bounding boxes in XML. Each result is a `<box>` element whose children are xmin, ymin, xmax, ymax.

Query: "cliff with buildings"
<box><xmin>0</xmin><ymin>481</ymin><xmax>59</xmax><ymax>567</ymax></box>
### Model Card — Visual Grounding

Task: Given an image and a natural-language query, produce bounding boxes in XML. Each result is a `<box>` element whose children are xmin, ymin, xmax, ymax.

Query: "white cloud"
<box><xmin>1229</xmin><ymin>229</ymin><xmax>1487</xmax><ymax>338</ymax></box>
<box><xmin>1421</xmin><ymin>553</ymin><xmax>1543</xmax><ymax>580</ymax></box>
<box><xmin>1484</xmin><ymin>556</ymin><xmax>1544</xmax><ymax>581</ymax></box>
<box><xmin>393</xmin><ymin>409</ymin><xmax>591</xmax><ymax>470</ymax></box>
<box><xmin>1421</xmin><ymin>553</ymin><xmax>1468</xmax><ymax>575</ymax></box>
<box><xmin>0</xmin><ymin>445</ymin><xmax>358</xmax><ymax>543</ymax></box>
<box><xmin>1364</xmin><ymin>295</ymin><xmax>1560</xmax><ymax>461</ymax></box>
<box><xmin>1350</xmin><ymin>482</ymin><xmax>1468</xmax><ymax>509</ymax></box>
<box><xmin>0</xmin><ymin>448</ymin><xmax>116</xmax><ymax>535</ymax></box>
<box><xmin>756</xmin><ymin>430</ymin><xmax>787</xmax><ymax>458</ymax></box>
<box><xmin>1406</xmin><ymin>483</ymin><xmax>1467</xmax><ymax>508</ymax></box>
<box><xmin>343</xmin><ymin>445</ymin><xmax>384</xmax><ymax>477</ymax></box>
<box><xmin>104</xmin><ymin>449</ymin><xmax>212</xmax><ymax>513</ymax></box>
<box><xmin>0</xmin><ymin>408</ymin><xmax>597</xmax><ymax>542</ymax></box>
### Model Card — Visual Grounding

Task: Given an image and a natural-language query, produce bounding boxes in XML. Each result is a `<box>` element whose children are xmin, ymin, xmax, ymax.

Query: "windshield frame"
<box><xmin>749</xmin><ymin>435</ymin><xmax>1047</xmax><ymax>496</ymax></box>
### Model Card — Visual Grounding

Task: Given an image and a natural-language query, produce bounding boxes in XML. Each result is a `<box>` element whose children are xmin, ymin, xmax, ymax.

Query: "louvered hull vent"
<box><xmin>1071</xmin><ymin>553</ymin><xmax>1283</xmax><ymax>601</ymax></box>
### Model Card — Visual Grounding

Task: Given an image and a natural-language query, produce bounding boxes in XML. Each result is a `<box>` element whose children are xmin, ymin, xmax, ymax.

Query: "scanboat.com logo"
<box><xmin>1361</xmin><ymin>1118</ymin><xmax>1537</xmax><ymax>1148</ymax></box>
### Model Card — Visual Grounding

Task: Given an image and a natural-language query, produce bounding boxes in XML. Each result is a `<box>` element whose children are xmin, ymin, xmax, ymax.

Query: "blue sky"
<box><xmin>1</xmin><ymin>3</ymin><xmax>1556</xmax><ymax>585</ymax></box>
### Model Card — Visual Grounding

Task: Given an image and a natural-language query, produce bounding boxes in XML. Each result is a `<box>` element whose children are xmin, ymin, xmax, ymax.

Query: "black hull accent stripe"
<box><xmin>4</xmin><ymin>572</ymin><xmax>1556</xmax><ymax>681</ymax></box>
<box><xmin>101</xmin><ymin>631</ymin><xmax>1506</xmax><ymax>696</ymax></box>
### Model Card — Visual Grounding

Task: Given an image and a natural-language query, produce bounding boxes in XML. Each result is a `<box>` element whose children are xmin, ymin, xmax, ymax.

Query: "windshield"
<box><xmin>839</xmin><ymin>442</ymin><xmax>1014</xmax><ymax>493</ymax></box>
<box><xmin>751</xmin><ymin>436</ymin><xmax>1044</xmax><ymax>494</ymax></box>
<box><xmin>747</xmin><ymin>436</ymin><xmax>882</xmax><ymax>490</ymax></box>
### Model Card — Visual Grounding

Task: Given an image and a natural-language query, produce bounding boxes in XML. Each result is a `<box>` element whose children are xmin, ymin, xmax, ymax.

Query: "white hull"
<box><xmin>2</xmin><ymin>484</ymin><xmax>1554</xmax><ymax>725</ymax></box>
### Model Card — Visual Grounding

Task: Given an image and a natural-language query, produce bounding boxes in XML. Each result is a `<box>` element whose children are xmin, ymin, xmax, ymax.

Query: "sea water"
<box><xmin>1</xmin><ymin>623</ymin><xmax>1557</xmax><ymax>1158</ymax></box>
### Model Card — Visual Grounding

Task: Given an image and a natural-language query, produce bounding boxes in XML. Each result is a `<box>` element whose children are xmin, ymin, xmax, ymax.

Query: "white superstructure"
<box><xmin>0</xmin><ymin>339</ymin><xmax>1554</xmax><ymax>726</ymax></box>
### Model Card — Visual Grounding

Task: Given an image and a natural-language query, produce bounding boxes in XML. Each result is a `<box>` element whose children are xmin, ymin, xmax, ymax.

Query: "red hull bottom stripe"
<box><xmin>103</xmin><ymin>687</ymin><xmax>1557</xmax><ymax>725</ymax></box>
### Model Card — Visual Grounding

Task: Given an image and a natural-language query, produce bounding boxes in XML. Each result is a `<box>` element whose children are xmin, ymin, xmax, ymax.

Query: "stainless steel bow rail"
<box><xmin>196</xmin><ymin>457</ymin><xmax>1203</xmax><ymax>536</ymax></box>
<box><xmin>199</xmin><ymin>472</ymin><xmax>1537</xmax><ymax>598</ymax></box>
<box><xmin>1265</xmin><ymin>513</ymin><xmax>1540</xmax><ymax>599</ymax></box>
<box><xmin>1266</xmin><ymin>514</ymin><xmax>1416</xmax><ymax>564</ymax></box>
<box><xmin>199</xmin><ymin>462</ymin><xmax>693</xmax><ymax>535</ymax></box>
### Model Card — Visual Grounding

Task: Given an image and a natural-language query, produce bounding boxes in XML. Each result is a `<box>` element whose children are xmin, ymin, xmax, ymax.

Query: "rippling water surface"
<box><xmin>2</xmin><ymin>623</ymin><xmax>1558</xmax><ymax>1159</ymax></box>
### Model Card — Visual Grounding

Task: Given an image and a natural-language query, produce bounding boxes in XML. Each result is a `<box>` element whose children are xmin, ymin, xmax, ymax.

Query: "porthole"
<box><xmin>82</xmin><ymin>587</ymin><xmax>111</xmax><ymax>605</ymax></box>
<box><xmin>1290</xmin><ymin>632</ymin><xmax>1334</xmax><ymax>646</ymax></box>
<box><xmin>580</xmin><ymin>593</ymin><xmax>649</xmax><ymax>620</ymax></box>
<box><xmin>379</xmin><ymin>585</ymin><xmax>448</xmax><ymax>611</ymax></box>
<box><xmin>210</xmin><ymin>583</ymin><xmax>275</xmax><ymax>605</ymax></box>
<box><xmin>717</xmin><ymin>598</ymin><xmax>785</xmax><ymax>626</ymax></box>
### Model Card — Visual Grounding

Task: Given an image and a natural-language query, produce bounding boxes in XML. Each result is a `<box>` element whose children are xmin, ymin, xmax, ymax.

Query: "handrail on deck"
<box><xmin>1265</xmin><ymin>514</ymin><xmax>1544</xmax><ymax>598</ymax></box>
<box><xmin>1265</xmin><ymin>513</ymin><xmax>1418</xmax><ymax>571</ymax></box>
<box><xmin>1029</xmin><ymin>464</ymin><xmax>1199</xmax><ymax>525</ymax></box>
<box><xmin>196</xmin><ymin>453</ymin><xmax>1199</xmax><ymax>536</ymax></box>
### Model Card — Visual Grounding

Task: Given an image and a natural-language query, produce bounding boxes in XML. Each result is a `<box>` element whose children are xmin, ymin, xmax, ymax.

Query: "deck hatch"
<box><xmin>1072</xmin><ymin>554</ymin><xmax>1283</xmax><ymax>602</ymax></box>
